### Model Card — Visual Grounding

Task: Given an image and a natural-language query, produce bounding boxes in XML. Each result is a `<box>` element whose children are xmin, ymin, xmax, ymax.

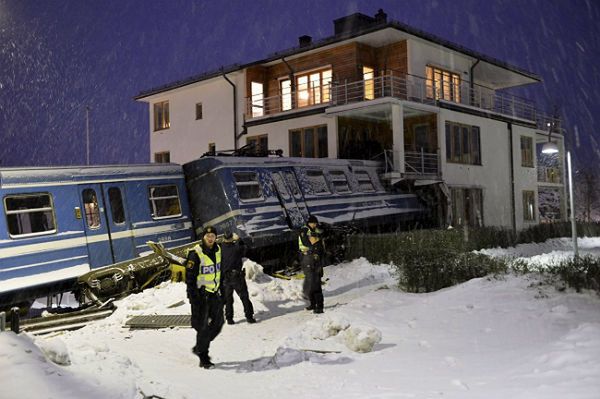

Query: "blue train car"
<box><xmin>183</xmin><ymin>156</ymin><xmax>426</xmax><ymax>265</ymax></box>
<box><xmin>0</xmin><ymin>164</ymin><xmax>194</xmax><ymax>308</ymax></box>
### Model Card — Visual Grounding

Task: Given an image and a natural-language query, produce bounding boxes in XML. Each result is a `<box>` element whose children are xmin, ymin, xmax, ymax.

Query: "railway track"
<box><xmin>12</xmin><ymin>303</ymin><xmax>117</xmax><ymax>335</ymax></box>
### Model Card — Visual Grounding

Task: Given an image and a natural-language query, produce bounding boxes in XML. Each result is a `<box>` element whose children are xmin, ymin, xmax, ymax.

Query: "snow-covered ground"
<box><xmin>1</xmin><ymin>239</ymin><xmax>600</xmax><ymax>399</ymax></box>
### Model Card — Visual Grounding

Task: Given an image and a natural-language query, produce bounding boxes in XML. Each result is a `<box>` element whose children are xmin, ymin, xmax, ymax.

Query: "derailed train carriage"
<box><xmin>0</xmin><ymin>156</ymin><xmax>427</xmax><ymax>311</ymax></box>
<box><xmin>183</xmin><ymin>156</ymin><xmax>427</xmax><ymax>267</ymax></box>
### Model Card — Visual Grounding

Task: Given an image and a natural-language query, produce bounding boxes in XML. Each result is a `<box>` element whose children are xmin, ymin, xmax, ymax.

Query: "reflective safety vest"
<box><xmin>298</xmin><ymin>226</ymin><xmax>323</xmax><ymax>253</ymax></box>
<box><xmin>187</xmin><ymin>244</ymin><xmax>222</xmax><ymax>293</ymax></box>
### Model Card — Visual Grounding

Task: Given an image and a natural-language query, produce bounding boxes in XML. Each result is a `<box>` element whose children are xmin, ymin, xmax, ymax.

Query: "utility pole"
<box><xmin>86</xmin><ymin>106</ymin><xmax>90</xmax><ymax>165</ymax></box>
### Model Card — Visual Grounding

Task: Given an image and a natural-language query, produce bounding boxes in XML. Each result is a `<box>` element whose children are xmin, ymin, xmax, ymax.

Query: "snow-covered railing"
<box><xmin>404</xmin><ymin>150</ymin><xmax>439</xmax><ymax>177</ymax></box>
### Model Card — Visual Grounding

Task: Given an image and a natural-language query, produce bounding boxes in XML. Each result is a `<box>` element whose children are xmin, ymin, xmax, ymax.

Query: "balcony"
<box><xmin>246</xmin><ymin>73</ymin><xmax>558</xmax><ymax>130</ymax></box>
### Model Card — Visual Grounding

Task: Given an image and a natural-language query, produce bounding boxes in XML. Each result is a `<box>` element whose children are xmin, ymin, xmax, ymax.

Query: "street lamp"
<box><xmin>541</xmin><ymin>126</ymin><xmax>578</xmax><ymax>257</ymax></box>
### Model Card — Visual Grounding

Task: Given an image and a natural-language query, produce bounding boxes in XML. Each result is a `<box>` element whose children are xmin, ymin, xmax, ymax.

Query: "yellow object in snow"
<box><xmin>171</xmin><ymin>263</ymin><xmax>186</xmax><ymax>282</ymax></box>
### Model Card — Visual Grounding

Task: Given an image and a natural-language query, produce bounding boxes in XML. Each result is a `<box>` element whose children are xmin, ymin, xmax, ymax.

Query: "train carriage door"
<box><xmin>101</xmin><ymin>183</ymin><xmax>136</xmax><ymax>262</ymax></box>
<box><xmin>271</xmin><ymin>170</ymin><xmax>308</xmax><ymax>229</ymax></box>
<box><xmin>78</xmin><ymin>185</ymin><xmax>113</xmax><ymax>268</ymax></box>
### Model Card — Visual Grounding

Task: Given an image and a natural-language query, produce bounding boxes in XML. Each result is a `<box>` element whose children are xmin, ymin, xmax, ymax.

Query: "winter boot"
<box><xmin>246</xmin><ymin>316</ymin><xmax>257</xmax><ymax>324</ymax></box>
<box><xmin>313</xmin><ymin>308</ymin><xmax>323</xmax><ymax>314</ymax></box>
<box><xmin>226</xmin><ymin>319</ymin><xmax>235</xmax><ymax>325</ymax></box>
<box><xmin>199</xmin><ymin>352</ymin><xmax>214</xmax><ymax>369</ymax></box>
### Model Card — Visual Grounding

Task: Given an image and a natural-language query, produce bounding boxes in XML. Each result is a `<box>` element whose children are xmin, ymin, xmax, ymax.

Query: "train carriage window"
<box><xmin>148</xmin><ymin>185</ymin><xmax>182</xmax><ymax>219</ymax></box>
<box><xmin>330</xmin><ymin>170</ymin><xmax>351</xmax><ymax>193</ymax></box>
<box><xmin>306</xmin><ymin>170</ymin><xmax>331</xmax><ymax>195</ymax></box>
<box><xmin>82</xmin><ymin>189</ymin><xmax>101</xmax><ymax>228</ymax></box>
<box><xmin>355</xmin><ymin>170</ymin><xmax>375</xmax><ymax>192</ymax></box>
<box><xmin>233</xmin><ymin>172</ymin><xmax>264</xmax><ymax>201</ymax></box>
<box><xmin>108</xmin><ymin>187</ymin><xmax>126</xmax><ymax>224</ymax></box>
<box><xmin>4</xmin><ymin>193</ymin><xmax>56</xmax><ymax>238</ymax></box>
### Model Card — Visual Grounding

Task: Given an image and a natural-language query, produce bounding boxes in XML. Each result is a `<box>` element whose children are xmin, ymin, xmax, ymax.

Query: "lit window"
<box><xmin>281</xmin><ymin>79</ymin><xmax>292</xmax><ymax>111</ymax></box>
<box><xmin>251</xmin><ymin>82</ymin><xmax>264</xmax><ymax>117</ymax></box>
<box><xmin>153</xmin><ymin>101</ymin><xmax>170</xmax><ymax>131</ymax></box>
<box><xmin>426</xmin><ymin>66</ymin><xmax>460</xmax><ymax>102</ymax></box>
<box><xmin>363</xmin><ymin>66</ymin><xmax>374</xmax><ymax>100</ymax></box>
<box><xmin>4</xmin><ymin>193</ymin><xmax>56</xmax><ymax>238</ymax></box>
<box><xmin>82</xmin><ymin>189</ymin><xmax>101</xmax><ymax>229</ymax></box>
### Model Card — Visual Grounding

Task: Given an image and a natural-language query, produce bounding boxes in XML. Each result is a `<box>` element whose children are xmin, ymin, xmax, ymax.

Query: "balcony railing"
<box><xmin>374</xmin><ymin>149</ymin><xmax>440</xmax><ymax>179</ymax></box>
<box><xmin>246</xmin><ymin>73</ymin><xmax>557</xmax><ymax>131</ymax></box>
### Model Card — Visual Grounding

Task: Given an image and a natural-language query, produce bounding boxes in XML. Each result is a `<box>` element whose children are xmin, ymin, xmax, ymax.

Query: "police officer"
<box><xmin>185</xmin><ymin>225</ymin><xmax>224</xmax><ymax>369</ymax></box>
<box><xmin>298</xmin><ymin>215</ymin><xmax>325</xmax><ymax>314</ymax></box>
<box><xmin>220</xmin><ymin>231</ymin><xmax>256</xmax><ymax>325</ymax></box>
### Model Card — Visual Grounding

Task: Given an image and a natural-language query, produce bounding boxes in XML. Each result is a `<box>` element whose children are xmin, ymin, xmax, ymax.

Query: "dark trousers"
<box><xmin>222</xmin><ymin>271</ymin><xmax>254</xmax><ymax>320</ymax></box>
<box><xmin>190</xmin><ymin>292</ymin><xmax>224</xmax><ymax>355</ymax></box>
<box><xmin>301</xmin><ymin>253</ymin><xmax>324</xmax><ymax>311</ymax></box>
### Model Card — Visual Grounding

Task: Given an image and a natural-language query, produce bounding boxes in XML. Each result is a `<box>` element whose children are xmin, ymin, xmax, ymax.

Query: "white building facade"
<box><xmin>136</xmin><ymin>11</ymin><xmax>566</xmax><ymax>231</ymax></box>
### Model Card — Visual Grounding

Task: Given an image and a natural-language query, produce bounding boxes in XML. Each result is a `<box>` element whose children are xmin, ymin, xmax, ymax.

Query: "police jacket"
<box><xmin>220</xmin><ymin>239</ymin><xmax>247</xmax><ymax>274</ymax></box>
<box><xmin>185</xmin><ymin>242</ymin><xmax>221</xmax><ymax>300</ymax></box>
<box><xmin>298</xmin><ymin>224</ymin><xmax>325</xmax><ymax>255</ymax></box>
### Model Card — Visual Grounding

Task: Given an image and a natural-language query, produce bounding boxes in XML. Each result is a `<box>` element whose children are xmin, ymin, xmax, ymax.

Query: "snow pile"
<box><xmin>284</xmin><ymin>314</ymin><xmax>382</xmax><ymax>353</ymax></box>
<box><xmin>35</xmin><ymin>336</ymin><xmax>71</xmax><ymax>365</ymax></box>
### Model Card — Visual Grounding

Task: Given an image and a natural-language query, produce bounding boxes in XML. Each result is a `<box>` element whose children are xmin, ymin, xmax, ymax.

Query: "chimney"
<box><xmin>374</xmin><ymin>9</ymin><xmax>387</xmax><ymax>24</ymax></box>
<box><xmin>298</xmin><ymin>35</ymin><xmax>312</xmax><ymax>47</ymax></box>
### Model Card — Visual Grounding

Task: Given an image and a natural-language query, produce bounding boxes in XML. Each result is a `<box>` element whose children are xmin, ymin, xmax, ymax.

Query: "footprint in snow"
<box><xmin>452</xmin><ymin>379</ymin><xmax>469</xmax><ymax>390</ymax></box>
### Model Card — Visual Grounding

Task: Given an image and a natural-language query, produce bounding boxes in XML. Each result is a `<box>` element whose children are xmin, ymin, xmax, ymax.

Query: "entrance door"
<box><xmin>271</xmin><ymin>170</ymin><xmax>309</xmax><ymax>229</ymax></box>
<box><xmin>101</xmin><ymin>183</ymin><xmax>136</xmax><ymax>262</ymax></box>
<box><xmin>79</xmin><ymin>184</ymin><xmax>113</xmax><ymax>268</ymax></box>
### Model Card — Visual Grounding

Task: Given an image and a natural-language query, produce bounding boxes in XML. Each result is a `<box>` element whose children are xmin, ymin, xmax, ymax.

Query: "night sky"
<box><xmin>1</xmin><ymin>0</ymin><xmax>599</xmax><ymax>168</ymax></box>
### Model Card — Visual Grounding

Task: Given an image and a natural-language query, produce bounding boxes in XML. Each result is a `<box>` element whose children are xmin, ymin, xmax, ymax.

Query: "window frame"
<box><xmin>426</xmin><ymin>65</ymin><xmax>461</xmax><ymax>102</ymax></box>
<box><xmin>4</xmin><ymin>192</ymin><xmax>57</xmax><ymax>239</ymax></box>
<box><xmin>305</xmin><ymin>170</ymin><xmax>331</xmax><ymax>196</ymax></box>
<box><xmin>289</xmin><ymin>125</ymin><xmax>328</xmax><ymax>158</ymax></box>
<box><xmin>154</xmin><ymin>151</ymin><xmax>170</xmax><ymax>164</ymax></box>
<box><xmin>450</xmin><ymin>187</ymin><xmax>484</xmax><ymax>227</ymax></box>
<box><xmin>195</xmin><ymin>102</ymin><xmax>203</xmax><ymax>120</ymax></box>
<box><xmin>445</xmin><ymin>122</ymin><xmax>481</xmax><ymax>165</ymax></box>
<box><xmin>107</xmin><ymin>187</ymin><xmax>126</xmax><ymax>225</ymax></box>
<box><xmin>246</xmin><ymin>134</ymin><xmax>268</xmax><ymax>154</ymax></box>
<box><xmin>251</xmin><ymin>82</ymin><xmax>264</xmax><ymax>117</ymax></box>
<box><xmin>523</xmin><ymin>190</ymin><xmax>536</xmax><ymax>221</ymax></box>
<box><xmin>363</xmin><ymin>66</ymin><xmax>375</xmax><ymax>100</ymax></box>
<box><xmin>153</xmin><ymin>100</ymin><xmax>170</xmax><ymax>131</ymax></box>
<box><xmin>233</xmin><ymin>171</ymin><xmax>264</xmax><ymax>202</ymax></box>
<box><xmin>520</xmin><ymin>136</ymin><xmax>534</xmax><ymax>168</ymax></box>
<box><xmin>148</xmin><ymin>184</ymin><xmax>183</xmax><ymax>220</ymax></box>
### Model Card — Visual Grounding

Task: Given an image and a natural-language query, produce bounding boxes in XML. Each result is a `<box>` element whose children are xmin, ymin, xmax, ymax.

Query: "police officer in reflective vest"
<box><xmin>299</xmin><ymin>215</ymin><xmax>325</xmax><ymax>314</ymax></box>
<box><xmin>185</xmin><ymin>225</ymin><xmax>224</xmax><ymax>369</ymax></box>
<box><xmin>220</xmin><ymin>231</ymin><xmax>256</xmax><ymax>325</ymax></box>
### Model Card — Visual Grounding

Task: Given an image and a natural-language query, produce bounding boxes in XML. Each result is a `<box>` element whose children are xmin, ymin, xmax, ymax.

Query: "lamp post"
<box><xmin>541</xmin><ymin>128</ymin><xmax>578</xmax><ymax>257</ymax></box>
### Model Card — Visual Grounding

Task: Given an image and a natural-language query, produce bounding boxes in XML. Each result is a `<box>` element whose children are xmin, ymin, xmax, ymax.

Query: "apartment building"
<box><xmin>135</xmin><ymin>10</ymin><xmax>567</xmax><ymax>231</ymax></box>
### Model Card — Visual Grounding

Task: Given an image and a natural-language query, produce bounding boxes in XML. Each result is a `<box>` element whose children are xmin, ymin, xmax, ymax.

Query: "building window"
<box><xmin>329</xmin><ymin>170</ymin><xmax>351</xmax><ymax>193</ymax></box>
<box><xmin>426</xmin><ymin>66</ymin><xmax>461</xmax><ymax>102</ymax></box>
<box><xmin>196</xmin><ymin>102</ymin><xmax>203</xmax><ymax>120</ymax></box>
<box><xmin>148</xmin><ymin>185</ymin><xmax>182</xmax><ymax>219</ymax></box>
<box><xmin>154</xmin><ymin>151</ymin><xmax>170</xmax><ymax>163</ymax></box>
<box><xmin>153</xmin><ymin>101</ymin><xmax>170</xmax><ymax>131</ymax></box>
<box><xmin>251</xmin><ymin>82</ymin><xmax>264</xmax><ymax>117</ymax></box>
<box><xmin>306</xmin><ymin>170</ymin><xmax>331</xmax><ymax>195</ymax></box>
<box><xmin>233</xmin><ymin>172</ymin><xmax>263</xmax><ymax>201</ymax></box>
<box><xmin>355</xmin><ymin>170</ymin><xmax>375</xmax><ymax>192</ymax></box>
<box><xmin>289</xmin><ymin>125</ymin><xmax>328</xmax><ymax>158</ymax></box>
<box><xmin>4</xmin><ymin>193</ymin><xmax>56</xmax><ymax>238</ymax></box>
<box><xmin>363</xmin><ymin>66</ymin><xmax>374</xmax><ymax>100</ymax></box>
<box><xmin>521</xmin><ymin>136</ymin><xmax>534</xmax><ymax>167</ymax></box>
<box><xmin>282</xmin><ymin>68</ymin><xmax>332</xmax><ymax>110</ymax></box>
<box><xmin>280</xmin><ymin>79</ymin><xmax>292</xmax><ymax>111</ymax></box>
<box><xmin>451</xmin><ymin>187</ymin><xmax>483</xmax><ymax>227</ymax></box>
<box><xmin>82</xmin><ymin>189</ymin><xmax>101</xmax><ymax>229</ymax></box>
<box><xmin>247</xmin><ymin>134</ymin><xmax>268</xmax><ymax>154</ymax></box>
<box><xmin>523</xmin><ymin>190</ymin><xmax>536</xmax><ymax>221</ymax></box>
<box><xmin>208</xmin><ymin>143</ymin><xmax>216</xmax><ymax>155</ymax></box>
<box><xmin>445</xmin><ymin>122</ymin><xmax>481</xmax><ymax>165</ymax></box>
